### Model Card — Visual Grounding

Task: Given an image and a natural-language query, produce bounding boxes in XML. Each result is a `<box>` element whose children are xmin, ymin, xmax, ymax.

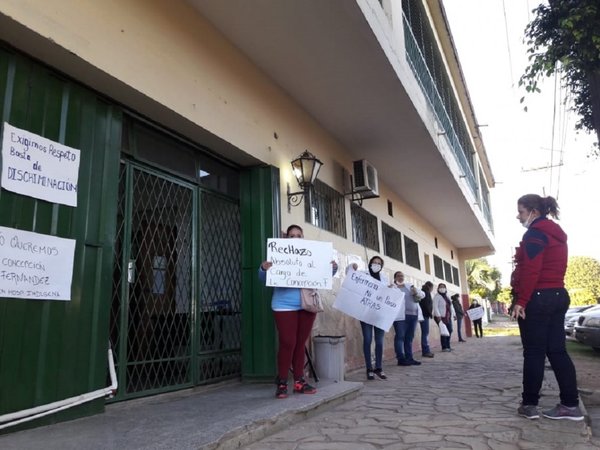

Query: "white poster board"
<box><xmin>0</xmin><ymin>226</ymin><xmax>76</xmax><ymax>300</ymax></box>
<box><xmin>333</xmin><ymin>271</ymin><xmax>405</xmax><ymax>331</ymax></box>
<box><xmin>1</xmin><ymin>122</ymin><xmax>81</xmax><ymax>207</ymax></box>
<box><xmin>466</xmin><ymin>306</ymin><xmax>484</xmax><ymax>321</ymax></box>
<box><xmin>265</xmin><ymin>239</ymin><xmax>333</xmax><ymax>289</ymax></box>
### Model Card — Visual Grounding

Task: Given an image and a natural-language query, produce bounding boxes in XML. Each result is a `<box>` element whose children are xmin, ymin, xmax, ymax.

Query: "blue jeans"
<box><xmin>518</xmin><ymin>288</ymin><xmax>578</xmax><ymax>407</ymax></box>
<box><xmin>393</xmin><ymin>314</ymin><xmax>418</xmax><ymax>362</ymax></box>
<box><xmin>440</xmin><ymin>319</ymin><xmax>453</xmax><ymax>350</ymax></box>
<box><xmin>456</xmin><ymin>316</ymin><xmax>464</xmax><ymax>341</ymax></box>
<box><xmin>420</xmin><ymin>318</ymin><xmax>431</xmax><ymax>354</ymax></box>
<box><xmin>360</xmin><ymin>321</ymin><xmax>385</xmax><ymax>370</ymax></box>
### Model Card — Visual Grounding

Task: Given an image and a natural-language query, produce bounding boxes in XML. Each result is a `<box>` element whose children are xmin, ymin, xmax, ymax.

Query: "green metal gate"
<box><xmin>110</xmin><ymin>159</ymin><xmax>242</xmax><ymax>400</ymax></box>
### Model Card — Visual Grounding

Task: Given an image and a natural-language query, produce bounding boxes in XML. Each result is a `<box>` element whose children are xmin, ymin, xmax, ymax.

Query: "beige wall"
<box><xmin>0</xmin><ymin>0</ymin><xmax>467</xmax><ymax>372</ymax></box>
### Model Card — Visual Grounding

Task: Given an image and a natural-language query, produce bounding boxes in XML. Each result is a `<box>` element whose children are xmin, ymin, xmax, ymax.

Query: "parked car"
<box><xmin>573</xmin><ymin>306</ymin><xmax>600</xmax><ymax>352</ymax></box>
<box><xmin>565</xmin><ymin>315</ymin><xmax>578</xmax><ymax>337</ymax></box>
<box><xmin>565</xmin><ymin>305</ymin><xmax>596</xmax><ymax>336</ymax></box>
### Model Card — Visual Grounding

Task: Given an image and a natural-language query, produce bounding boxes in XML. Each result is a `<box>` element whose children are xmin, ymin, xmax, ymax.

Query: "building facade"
<box><xmin>0</xmin><ymin>0</ymin><xmax>495</xmax><ymax>430</ymax></box>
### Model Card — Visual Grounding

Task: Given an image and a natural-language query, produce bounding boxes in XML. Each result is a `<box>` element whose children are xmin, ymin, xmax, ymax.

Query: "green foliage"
<box><xmin>496</xmin><ymin>287</ymin><xmax>513</xmax><ymax>306</ymax></box>
<box><xmin>465</xmin><ymin>258</ymin><xmax>502</xmax><ymax>301</ymax></box>
<box><xmin>565</xmin><ymin>255</ymin><xmax>600</xmax><ymax>304</ymax></box>
<box><xmin>521</xmin><ymin>0</ymin><xmax>600</xmax><ymax>148</ymax></box>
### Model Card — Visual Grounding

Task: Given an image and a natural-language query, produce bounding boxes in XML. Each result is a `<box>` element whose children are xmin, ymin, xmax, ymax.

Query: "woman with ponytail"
<box><xmin>511</xmin><ymin>194</ymin><xmax>582</xmax><ymax>421</ymax></box>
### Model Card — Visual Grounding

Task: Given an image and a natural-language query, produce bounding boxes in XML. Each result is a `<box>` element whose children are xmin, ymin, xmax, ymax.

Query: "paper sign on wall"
<box><xmin>333</xmin><ymin>270</ymin><xmax>405</xmax><ymax>331</ymax></box>
<box><xmin>265</xmin><ymin>238</ymin><xmax>333</xmax><ymax>289</ymax></box>
<box><xmin>466</xmin><ymin>306</ymin><xmax>484</xmax><ymax>321</ymax></box>
<box><xmin>0</xmin><ymin>226</ymin><xmax>76</xmax><ymax>300</ymax></box>
<box><xmin>1</xmin><ymin>122</ymin><xmax>81</xmax><ymax>207</ymax></box>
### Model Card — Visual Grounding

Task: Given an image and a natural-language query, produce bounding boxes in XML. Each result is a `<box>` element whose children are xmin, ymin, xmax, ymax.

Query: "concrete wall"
<box><xmin>0</xmin><ymin>0</ymin><xmax>466</xmax><ymax>372</ymax></box>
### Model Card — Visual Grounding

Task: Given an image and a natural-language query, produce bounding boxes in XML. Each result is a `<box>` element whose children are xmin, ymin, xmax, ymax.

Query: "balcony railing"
<box><xmin>402</xmin><ymin>13</ymin><xmax>478</xmax><ymax>199</ymax></box>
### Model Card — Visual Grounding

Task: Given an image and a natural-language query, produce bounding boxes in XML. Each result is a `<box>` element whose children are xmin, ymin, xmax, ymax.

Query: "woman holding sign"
<box><xmin>468</xmin><ymin>299</ymin><xmax>483</xmax><ymax>338</ymax></box>
<box><xmin>259</xmin><ymin>224</ymin><xmax>338</xmax><ymax>399</ymax></box>
<box><xmin>347</xmin><ymin>257</ymin><xmax>388</xmax><ymax>381</ymax></box>
<box><xmin>433</xmin><ymin>283</ymin><xmax>455</xmax><ymax>352</ymax></box>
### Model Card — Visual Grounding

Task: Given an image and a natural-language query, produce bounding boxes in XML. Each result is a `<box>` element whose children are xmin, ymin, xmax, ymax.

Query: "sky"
<box><xmin>443</xmin><ymin>0</ymin><xmax>600</xmax><ymax>285</ymax></box>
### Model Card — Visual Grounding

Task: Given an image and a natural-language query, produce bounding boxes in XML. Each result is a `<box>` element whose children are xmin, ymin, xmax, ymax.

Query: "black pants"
<box><xmin>517</xmin><ymin>288</ymin><xmax>579</xmax><ymax>407</ymax></box>
<box><xmin>473</xmin><ymin>319</ymin><xmax>483</xmax><ymax>337</ymax></box>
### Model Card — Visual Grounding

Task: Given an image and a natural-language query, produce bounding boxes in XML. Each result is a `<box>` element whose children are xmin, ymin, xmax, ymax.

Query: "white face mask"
<box><xmin>522</xmin><ymin>211</ymin><xmax>533</xmax><ymax>229</ymax></box>
<box><xmin>370</xmin><ymin>263</ymin><xmax>382</xmax><ymax>273</ymax></box>
<box><xmin>438</xmin><ymin>288</ymin><xmax>447</xmax><ymax>294</ymax></box>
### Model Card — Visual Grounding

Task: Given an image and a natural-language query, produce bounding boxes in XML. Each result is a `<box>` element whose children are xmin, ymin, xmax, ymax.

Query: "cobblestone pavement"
<box><xmin>245</xmin><ymin>335</ymin><xmax>600</xmax><ymax>450</ymax></box>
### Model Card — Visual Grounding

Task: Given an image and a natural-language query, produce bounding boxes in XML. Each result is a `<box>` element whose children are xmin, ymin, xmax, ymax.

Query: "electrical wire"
<box><xmin>501</xmin><ymin>0</ymin><xmax>515</xmax><ymax>87</ymax></box>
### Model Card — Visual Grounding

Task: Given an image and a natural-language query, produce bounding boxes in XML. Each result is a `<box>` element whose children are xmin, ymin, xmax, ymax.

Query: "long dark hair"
<box><xmin>518</xmin><ymin>194</ymin><xmax>560</xmax><ymax>219</ymax></box>
<box><xmin>368</xmin><ymin>256</ymin><xmax>384</xmax><ymax>281</ymax></box>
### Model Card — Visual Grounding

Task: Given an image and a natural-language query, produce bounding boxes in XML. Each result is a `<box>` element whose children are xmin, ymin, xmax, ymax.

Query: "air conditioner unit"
<box><xmin>352</xmin><ymin>160</ymin><xmax>379</xmax><ymax>198</ymax></box>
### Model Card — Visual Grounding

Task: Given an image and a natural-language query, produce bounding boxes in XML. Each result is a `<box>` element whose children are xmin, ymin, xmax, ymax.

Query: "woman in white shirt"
<box><xmin>433</xmin><ymin>283</ymin><xmax>456</xmax><ymax>352</ymax></box>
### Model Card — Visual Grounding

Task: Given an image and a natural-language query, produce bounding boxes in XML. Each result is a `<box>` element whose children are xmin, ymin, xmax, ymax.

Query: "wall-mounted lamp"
<box><xmin>287</xmin><ymin>150</ymin><xmax>323</xmax><ymax>212</ymax></box>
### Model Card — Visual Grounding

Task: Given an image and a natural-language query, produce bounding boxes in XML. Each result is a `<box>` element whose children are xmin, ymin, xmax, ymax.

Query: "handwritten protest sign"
<box><xmin>0</xmin><ymin>226</ymin><xmax>76</xmax><ymax>300</ymax></box>
<box><xmin>333</xmin><ymin>270</ymin><xmax>405</xmax><ymax>331</ymax></box>
<box><xmin>265</xmin><ymin>239</ymin><xmax>333</xmax><ymax>289</ymax></box>
<box><xmin>1</xmin><ymin>122</ymin><xmax>81</xmax><ymax>206</ymax></box>
<box><xmin>466</xmin><ymin>306</ymin><xmax>484</xmax><ymax>321</ymax></box>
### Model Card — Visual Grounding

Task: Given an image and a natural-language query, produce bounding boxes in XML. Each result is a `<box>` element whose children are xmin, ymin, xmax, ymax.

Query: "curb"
<box><xmin>200</xmin><ymin>381</ymin><xmax>363</xmax><ymax>450</ymax></box>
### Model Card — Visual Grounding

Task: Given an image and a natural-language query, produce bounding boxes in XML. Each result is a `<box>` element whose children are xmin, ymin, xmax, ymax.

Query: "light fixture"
<box><xmin>287</xmin><ymin>150</ymin><xmax>323</xmax><ymax>212</ymax></box>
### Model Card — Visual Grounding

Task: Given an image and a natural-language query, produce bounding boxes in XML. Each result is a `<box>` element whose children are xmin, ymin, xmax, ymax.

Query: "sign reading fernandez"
<box><xmin>0</xmin><ymin>226</ymin><xmax>76</xmax><ymax>300</ymax></box>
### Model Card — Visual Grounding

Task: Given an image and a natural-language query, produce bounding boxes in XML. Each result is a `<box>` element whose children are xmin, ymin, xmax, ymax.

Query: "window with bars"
<box><xmin>404</xmin><ymin>235</ymin><xmax>420</xmax><ymax>269</ymax></box>
<box><xmin>351</xmin><ymin>203</ymin><xmax>379</xmax><ymax>251</ymax></box>
<box><xmin>433</xmin><ymin>254</ymin><xmax>444</xmax><ymax>279</ymax></box>
<box><xmin>452</xmin><ymin>266</ymin><xmax>460</xmax><ymax>287</ymax></box>
<box><xmin>305</xmin><ymin>179</ymin><xmax>346</xmax><ymax>238</ymax></box>
<box><xmin>382</xmin><ymin>222</ymin><xmax>403</xmax><ymax>262</ymax></box>
<box><xmin>444</xmin><ymin>260</ymin><xmax>453</xmax><ymax>283</ymax></box>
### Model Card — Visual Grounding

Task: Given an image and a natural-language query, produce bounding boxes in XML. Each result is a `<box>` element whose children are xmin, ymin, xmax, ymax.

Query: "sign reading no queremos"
<box><xmin>1</xmin><ymin>122</ymin><xmax>81</xmax><ymax>207</ymax></box>
<box><xmin>333</xmin><ymin>271</ymin><xmax>405</xmax><ymax>331</ymax></box>
<box><xmin>265</xmin><ymin>239</ymin><xmax>333</xmax><ymax>289</ymax></box>
<box><xmin>466</xmin><ymin>306</ymin><xmax>484</xmax><ymax>321</ymax></box>
<box><xmin>0</xmin><ymin>226</ymin><xmax>76</xmax><ymax>301</ymax></box>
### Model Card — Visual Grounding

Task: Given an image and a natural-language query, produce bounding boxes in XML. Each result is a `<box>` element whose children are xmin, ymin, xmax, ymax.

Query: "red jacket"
<box><xmin>510</xmin><ymin>217</ymin><xmax>568</xmax><ymax>308</ymax></box>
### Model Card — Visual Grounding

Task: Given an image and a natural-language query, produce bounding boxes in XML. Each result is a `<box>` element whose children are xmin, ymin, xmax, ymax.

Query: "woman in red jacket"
<box><xmin>511</xmin><ymin>194</ymin><xmax>582</xmax><ymax>421</ymax></box>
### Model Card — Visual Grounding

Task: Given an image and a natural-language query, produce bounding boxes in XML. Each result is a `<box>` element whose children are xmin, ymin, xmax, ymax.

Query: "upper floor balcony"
<box><xmin>191</xmin><ymin>0</ymin><xmax>495</xmax><ymax>255</ymax></box>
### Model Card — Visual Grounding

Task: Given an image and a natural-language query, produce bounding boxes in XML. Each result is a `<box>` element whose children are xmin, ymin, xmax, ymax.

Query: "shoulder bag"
<box><xmin>301</xmin><ymin>288</ymin><xmax>324</xmax><ymax>313</ymax></box>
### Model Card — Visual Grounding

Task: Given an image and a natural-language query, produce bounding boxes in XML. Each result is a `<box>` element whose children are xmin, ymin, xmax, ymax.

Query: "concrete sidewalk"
<box><xmin>1</xmin><ymin>335</ymin><xmax>599</xmax><ymax>449</ymax></box>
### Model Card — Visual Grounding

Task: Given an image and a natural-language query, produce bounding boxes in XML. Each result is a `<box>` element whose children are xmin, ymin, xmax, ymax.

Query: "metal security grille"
<box><xmin>305</xmin><ymin>180</ymin><xmax>346</xmax><ymax>238</ymax></box>
<box><xmin>197</xmin><ymin>191</ymin><xmax>242</xmax><ymax>383</ymax></box>
<box><xmin>382</xmin><ymin>221</ymin><xmax>403</xmax><ymax>262</ymax></box>
<box><xmin>350</xmin><ymin>203</ymin><xmax>379</xmax><ymax>251</ymax></box>
<box><xmin>110</xmin><ymin>162</ymin><xmax>195</xmax><ymax>398</ymax></box>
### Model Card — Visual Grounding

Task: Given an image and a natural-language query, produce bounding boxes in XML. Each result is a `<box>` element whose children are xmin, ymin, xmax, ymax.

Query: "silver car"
<box><xmin>573</xmin><ymin>306</ymin><xmax>600</xmax><ymax>352</ymax></box>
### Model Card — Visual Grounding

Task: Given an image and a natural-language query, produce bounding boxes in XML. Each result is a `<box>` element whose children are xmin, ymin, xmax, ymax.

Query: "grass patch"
<box><xmin>483</xmin><ymin>327</ymin><xmax>521</xmax><ymax>337</ymax></box>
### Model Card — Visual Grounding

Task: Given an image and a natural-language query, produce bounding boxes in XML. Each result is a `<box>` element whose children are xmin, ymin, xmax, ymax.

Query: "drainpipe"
<box><xmin>0</xmin><ymin>345</ymin><xmax>118</xmax><ymax>430</ymax></box>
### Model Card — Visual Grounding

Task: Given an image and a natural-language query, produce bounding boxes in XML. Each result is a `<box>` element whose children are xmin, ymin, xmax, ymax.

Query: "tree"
<box><xmin>564</xmin><ymin>256</ymin><xmax>600</xmax><ymax>305</ymax></box>
<box><xmin>521</xmin><ymin>0</ymin><xmax>600</xmax><ymax>150</ymax></box>
<box><xmin>465</xmin><ymin>258</ymin><xmax>502</xmax><ymax>301</ymax></box>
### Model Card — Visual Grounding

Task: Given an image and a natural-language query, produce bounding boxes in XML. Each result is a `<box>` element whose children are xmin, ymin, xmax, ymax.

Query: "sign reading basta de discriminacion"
<box><xmin>1</xmin><ymin>122</ymin><xmax>81</xmax><ymax>207</ymax></box>
<box><xmin>265</xmin><ymin>238</ymin><xmax>333</xmax><ymax>289</ymax></box>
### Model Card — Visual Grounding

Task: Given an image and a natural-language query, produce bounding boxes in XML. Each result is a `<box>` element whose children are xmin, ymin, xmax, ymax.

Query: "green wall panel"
<box><xmin>0</xmin><ymin>45</ymin><xmax>122</xmax><ymax>426</ymax></box>
<box><xmin>240</xmin><ymin>166</ymin><xmax>280</xmax><ymax>381</ymax></box>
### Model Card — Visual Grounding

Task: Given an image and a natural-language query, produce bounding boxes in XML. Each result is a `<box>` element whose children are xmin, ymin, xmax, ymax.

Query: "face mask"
<box><xmin>438</xmin><ymin>288</ymin><xmax>447</xmax><ymax>294</ymax></box>
<box><xmin>370</xmin><ymin>263</ymin><xmax>382</xmax><ymax>273</ymax></box>
<box><xmin>522</xmin><ymin>211</ymin><xmax>533</xmax><ymax>229</ymax></box>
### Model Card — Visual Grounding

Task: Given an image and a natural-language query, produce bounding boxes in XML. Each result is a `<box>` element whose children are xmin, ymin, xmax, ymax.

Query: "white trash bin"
<box><xmin>313</xmin><ymin>335</ymin><xmax>345</xmax><ymax>382</ymax></box>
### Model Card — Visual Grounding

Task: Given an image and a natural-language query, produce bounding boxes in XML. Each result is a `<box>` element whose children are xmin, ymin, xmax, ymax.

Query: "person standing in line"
<box><xmin>419</xmin><ymin>281</ymin><xmax>435</xmax><ymax>357</ymax></box>
<box><xmin>433</xmin><ymin>283</ymin><xmax>455</xmax><ymax>352</ymax></box>
<box><xmin>468</xmin><ymin>299</ymin><xmax>483</xmax><ymax>338</ymax></box>
<box><xmin>259</xmin><ymin>224</ymin><xmax>338</xmax><ymax>399</ymax></box>
<box><xmin>392</xmin><ymin>271</ymin><xmax>425</xmax><ymax>366</ymax></box>
<box><xmin>451</xmin><ymin>294</ymin><xmax>467</xmax><ymax>342</ymax></box>
<box><xmin>511</xmin><ymin>194</ymin><xmax>583</xmax><ymax>421</ymax></box>
<box><xmin>347</xmin><ymin>257</ymin><xmax>388</xmax><ymax>381</ymax></box>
